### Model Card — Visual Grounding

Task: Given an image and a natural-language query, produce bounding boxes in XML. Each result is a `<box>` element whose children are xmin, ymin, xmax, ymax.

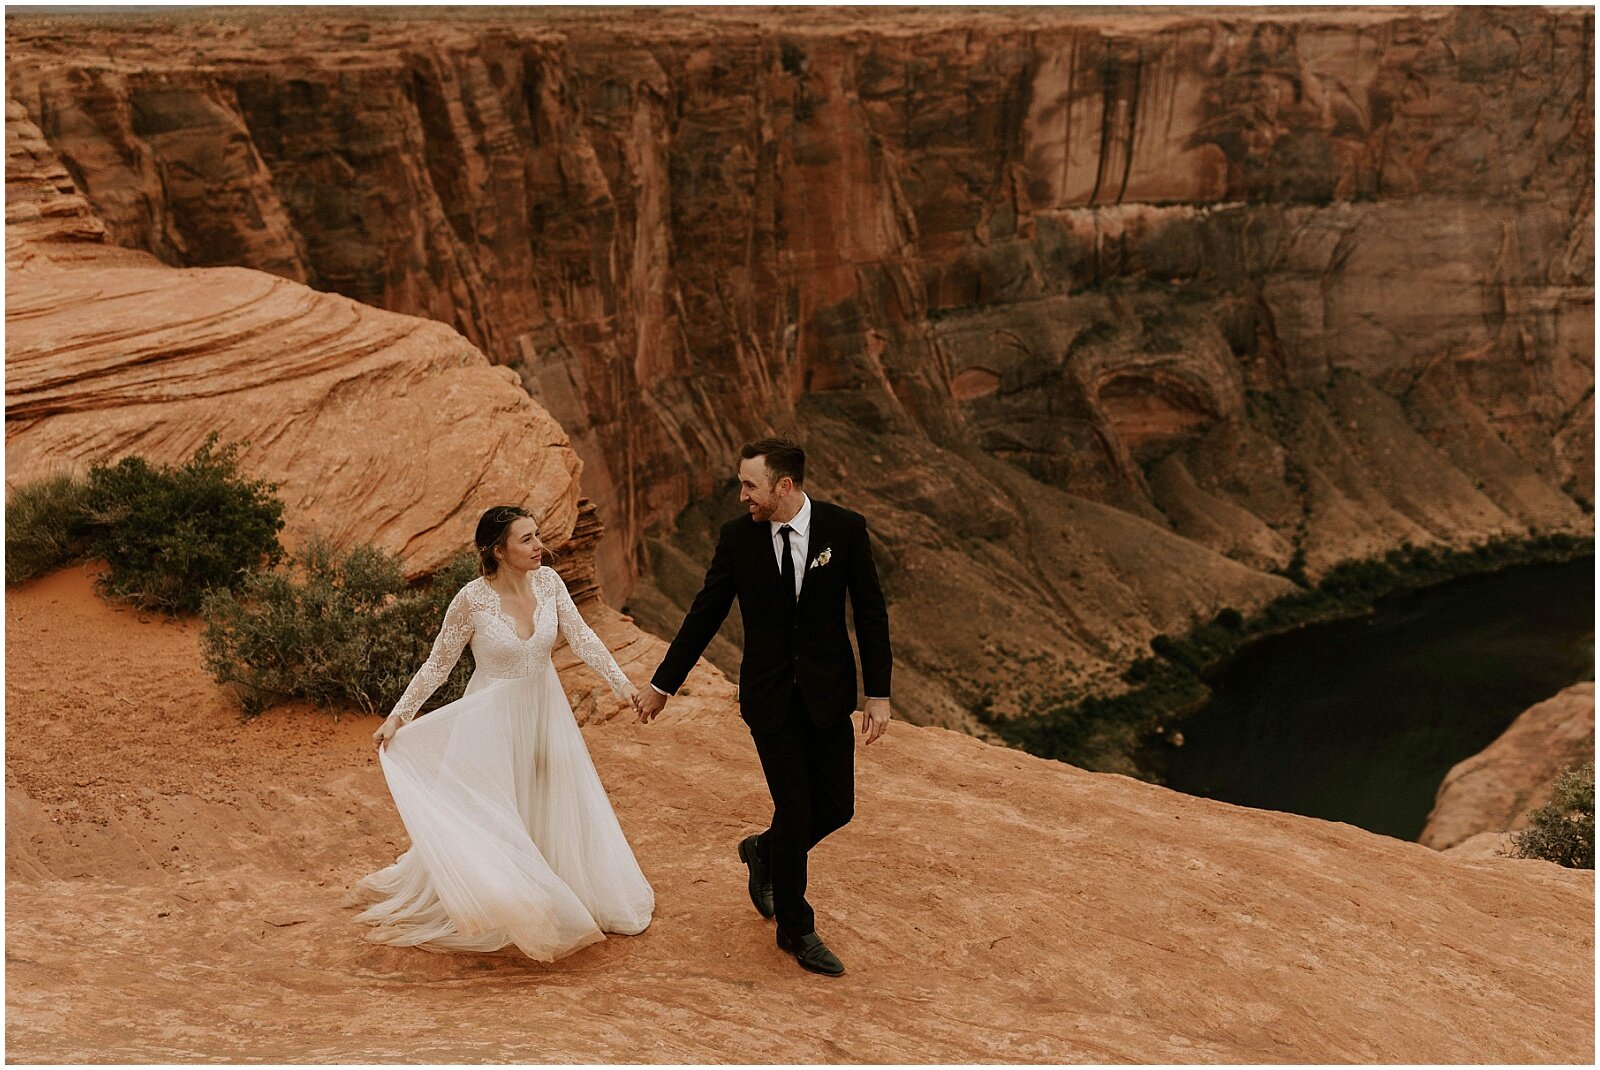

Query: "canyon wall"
<box><xmin>5</xmin><ymin>89</ymin><xmax>608</xmax><ymax>600</ymax></box>
<box><xmin>7</xmin><ymin>7</ymin><xmax>1592</xmax><ymax>729</ymax></box>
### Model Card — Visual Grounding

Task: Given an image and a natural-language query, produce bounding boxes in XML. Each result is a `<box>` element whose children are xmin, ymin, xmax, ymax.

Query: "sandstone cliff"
<box><xmin>6</xmin><ymin>94</ymin><xmax>585</xmax><ymax>580</ymax></box>
<box><xmin>7</xmin><ymin>7</ymin><xmax>1590</xmax><ymax>729</ymax></box>
<box><xmin>6</xmin><ymin>567</ymin><xmax>1593</xmax><ymax>1063</ymax></box>
<box><xmin>1422</xmin><ymin>681</ymin><xmax>1596</xmax><ymax>852</ymax></box>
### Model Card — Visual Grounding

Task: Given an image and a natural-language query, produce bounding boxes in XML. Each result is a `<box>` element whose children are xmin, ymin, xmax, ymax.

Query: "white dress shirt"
<box><xmin>772</xmin><ymin>493</ymin><xmax>812</xmax><ymax>601</ymax></box>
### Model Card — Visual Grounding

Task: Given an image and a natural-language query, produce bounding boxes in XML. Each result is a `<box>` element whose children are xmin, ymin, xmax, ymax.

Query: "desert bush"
<box><xmin>1509</xmin><ymin>763</ymin><xmax>1594</xmax><ymax>869</ymax></box>
<box><xmin>5</xmin><ymin>473</ymin><xmax>93</xmax><ymax>583</ymax></box>
<box><xmin>84</xmin><ymin>436</ymin><xmax>285</xmax><ymax>612</ymax></box>
<box><xmin>201</xmin><ymin>539</ymin><xmax>480</xmax><ymax>717</ymax></box>
<box><xmin>1318</xmin><ymin>558</ymin><xmax>1398</xmax><ymax>599</ymax></box>
<box><xmin>985</xmin><ymin>653</ymin><xmax>1205</xmax><ymax>776</ymax></box>
<box><xmin>5</xmin><ymin>437</ymin><xmax>284</xmax><ymax>611</ymax></box>
<box><xmin>1212</xmin><ymin>607</ymin><xmax>1245</xmax><ymax>632</ymax></box>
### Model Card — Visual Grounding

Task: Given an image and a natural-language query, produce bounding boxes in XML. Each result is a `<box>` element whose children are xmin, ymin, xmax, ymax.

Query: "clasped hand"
<box><xmin>625</xmin><ymin>683</ymin><xmax>887</xmax><ymax>742</ymax></box>
<box><xmin>632</xmin><ymin>685</ymin><xmax>667</xmax><ymax>724</ymax></box>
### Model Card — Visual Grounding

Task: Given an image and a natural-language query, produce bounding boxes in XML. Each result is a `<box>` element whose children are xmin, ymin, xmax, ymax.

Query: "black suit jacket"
<box><xmin>652</xmin><ymin>499</ymin><xmax>892</xmax><ymax>732</ymax></box>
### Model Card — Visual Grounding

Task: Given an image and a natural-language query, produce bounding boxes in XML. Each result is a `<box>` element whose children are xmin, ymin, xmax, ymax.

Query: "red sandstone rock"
<box><xmin>5</xmin><ymin>567</ymin><xmax>1592</xmax><ymax>1063</ymax></box>
<box><xmin>1421</xmin><ymin>682</ymin><xmax>1597</xmax><ymax>852</ymax></box>
<box><xmin>6</xmin><ymin>7</ymin><xmax>1590</xmax><ymax>600</ymax></box>
<box><xmin>5</xmin><ymin>99</ymin><xmax>583</xmax><ymax>580</ymax></box>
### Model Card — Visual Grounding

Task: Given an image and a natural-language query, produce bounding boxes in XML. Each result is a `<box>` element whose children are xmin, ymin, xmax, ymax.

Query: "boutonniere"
<box><xmin>809</xmin><ymin>547</ymin><xmax>833</xmax><ymax>569</ymax></box>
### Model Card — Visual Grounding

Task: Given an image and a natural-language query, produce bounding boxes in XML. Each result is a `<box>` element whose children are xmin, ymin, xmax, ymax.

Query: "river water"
<box><xmin>1146</xmin><ymin>557</ymin><xmax>1594</xmax><ymax>840</ymax></box>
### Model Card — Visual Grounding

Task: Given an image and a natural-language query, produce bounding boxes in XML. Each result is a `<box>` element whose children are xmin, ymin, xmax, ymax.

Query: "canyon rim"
<box><xmin>6</xmin><ymin>5</ymin><xmax>1592</xmax><ymax>734</ymax></box>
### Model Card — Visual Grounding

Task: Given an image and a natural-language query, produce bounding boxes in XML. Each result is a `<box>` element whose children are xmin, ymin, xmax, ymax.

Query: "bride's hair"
<box><xmin>475</xmin><ymin>505</ymin><xmax>535</xmax><ymax>576</ymax></box>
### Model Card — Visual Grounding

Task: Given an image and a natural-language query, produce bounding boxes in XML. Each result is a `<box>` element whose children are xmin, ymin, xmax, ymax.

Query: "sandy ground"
<box><xmin>6</xmin><ymin>567</ymin><xmax>1594</xmax><ymax>1063</ymax></box>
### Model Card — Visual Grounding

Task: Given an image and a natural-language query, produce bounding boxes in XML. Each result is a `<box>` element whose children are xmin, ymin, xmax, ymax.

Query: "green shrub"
<box><xmin>201</xmin><ymin>538</ymin><xmax>481</xmax><ymax>717</ymax></box>
<box><xmin>1319</xmin><ymin>558</ymin><xmax>1399</xmax><ymax>599</ymax></box>
<box><xmin>986</xmin><ymin>652</ymin><xmax>1206</xmax><ymax>776</ymax></box>
<box><xmin>5</xmin><ymin>473</ymin><xmax>93</xmax><ymax>583</ymax></box>
<box><xmin>1509</xmin><ymin>763</ymin><xmax>1595</xmax><ymax>869</ymax></box>
<box><xmin>85</xmin><ymin>436</ymin><xmax>284</xmax><ymax>612</ymax></box>
<box><xmin>1213</xmin><ymin>607</ymin><xmax>1245</xmax><ymax>632</ymax></box>
<box><xmin>5</xmin><ymin>437</ymin><xmax>285</xmax><ymax>612</ymax></box>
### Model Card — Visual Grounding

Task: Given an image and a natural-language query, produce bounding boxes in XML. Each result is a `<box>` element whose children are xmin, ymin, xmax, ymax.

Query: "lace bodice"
<box><xmin>390</xmin><ymin>568</ymin><xmax>632</xmax><ymax>723</ymax></box>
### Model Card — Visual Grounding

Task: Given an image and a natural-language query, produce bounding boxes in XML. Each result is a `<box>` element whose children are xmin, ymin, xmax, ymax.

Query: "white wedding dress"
<box><xmin>351</xmin><ymin>566</ymin><xmax>653</xmax><ymax>961</ymax></box>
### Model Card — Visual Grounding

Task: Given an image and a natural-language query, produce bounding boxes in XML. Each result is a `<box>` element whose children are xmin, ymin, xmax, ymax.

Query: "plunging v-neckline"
<box><xmin>484</xmin><ymin>574</ymin><xmax>542</xmax><ymax>642</ymax></box>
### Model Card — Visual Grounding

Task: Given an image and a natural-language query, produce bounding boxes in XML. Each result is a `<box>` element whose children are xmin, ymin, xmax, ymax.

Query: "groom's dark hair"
<box><xmin>740</xmin><ymin>436</ymin><xmax>805</xmax><ymax>488</ymax></box>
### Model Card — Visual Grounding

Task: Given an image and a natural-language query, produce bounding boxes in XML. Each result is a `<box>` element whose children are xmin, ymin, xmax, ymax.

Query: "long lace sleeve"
<box><xmin>547</xmin><ymin>569</ymin><xmax>632</xmax><ymax>697</ymax></box>
<box><xmin>390</xmin><ymin>586</ymin><xmax>475</xmax><ymax>723</ymax></box>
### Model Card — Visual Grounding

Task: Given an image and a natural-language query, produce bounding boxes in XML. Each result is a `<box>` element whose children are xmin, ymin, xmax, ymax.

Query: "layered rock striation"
<box><xmin>6</xmin><ymin>7</ymin><xmax>1593</xmax><ymax>726</ymax></box>
<box><xmin>6</xmin><ymin>93</ymin><xmax>585</xmax><ymax>580</ymax></box>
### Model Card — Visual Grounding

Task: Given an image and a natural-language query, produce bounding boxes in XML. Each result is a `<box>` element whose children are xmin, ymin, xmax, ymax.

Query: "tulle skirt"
<box><xmin>351</xmin><ymin>665</ymin><xmax>654</xmax><ymax>961</ymax></box>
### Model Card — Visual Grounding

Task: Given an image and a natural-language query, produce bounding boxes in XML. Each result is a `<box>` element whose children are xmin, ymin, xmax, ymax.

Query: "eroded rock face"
<box><xmin>5</xmin><ymin>96</ymin><xmax>584</xmax><ymax>581</ymax></box>
<box><xmin>4</xmin><ymin>568</ymin><xmax>1593</xmax><ymax>1063</ymax></box>
<box><xmin>1421</xmin><ymin>682</ymin><xmax>1596</xmax><ymax>852</ymax></box>
<box><xmin>6</xmin><ymin>7</ymin><xmax>1592</xmax><ymax>727</ymax></box>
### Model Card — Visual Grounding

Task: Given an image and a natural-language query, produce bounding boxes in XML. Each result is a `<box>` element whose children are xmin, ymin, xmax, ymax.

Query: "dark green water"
<box><xmin>1146</xmin><ymin>557</ymin><xmax>1594</xmax><ymax>840</ymax></box>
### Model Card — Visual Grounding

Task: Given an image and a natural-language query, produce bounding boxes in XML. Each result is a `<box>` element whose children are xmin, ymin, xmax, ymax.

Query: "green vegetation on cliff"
<box><xmin>4</xmin><ymin>436</ymin><xmax>285</xmax><ymax>612</ymax></box>
<box><xmin>200</xmin><ymin>540</ymin><xmax>480</xmax><ymax>717</ymax></box>
<box><xmin>5</xmin><ymin>473</ymin><xmax>94</xmax><ymax>584</ymax></box>
<box><xmin>1509</xmin><ymin>762</ymin><xmax>1595</xmax><ymax>869</ymax></box>
<box><xmin>983</xmin><ymin>534</ymin><xmax>1595</xmax><ymax>776</ymax></box>
<box><xmin>6</xmin><ymin>443</ymin><xmax>477</xmax><ymax>719</ymax></box>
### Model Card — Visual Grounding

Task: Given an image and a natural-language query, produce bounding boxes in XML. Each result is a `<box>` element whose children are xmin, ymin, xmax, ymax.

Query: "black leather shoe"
<box><xmin>737</xmin><ymin>834</ymin><xmax>776</xmax><ymax>919</ymax></box>
<box><xmin>776</xmin><ymin>929</ymin><xmax>845</xmax><ymax>976</ymax></box>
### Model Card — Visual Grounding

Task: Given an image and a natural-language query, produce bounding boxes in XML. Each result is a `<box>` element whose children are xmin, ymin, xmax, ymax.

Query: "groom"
<box><xmin>634</xmin><ymin>436</ymin><xmax>892</xmax><ymax>976</ymax></box>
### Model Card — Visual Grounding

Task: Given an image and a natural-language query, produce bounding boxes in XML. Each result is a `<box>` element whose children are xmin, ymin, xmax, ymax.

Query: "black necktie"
<box><xmin>778</xmin><ymin>525</ymin><xmax>797</xmax><ymax>606</ymax></box>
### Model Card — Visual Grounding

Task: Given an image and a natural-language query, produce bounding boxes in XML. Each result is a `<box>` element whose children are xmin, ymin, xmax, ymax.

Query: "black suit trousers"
<box><xmin>750</xmin><ymin>687</ymin><xmax>855</xmax><ymax>939</ymax></box>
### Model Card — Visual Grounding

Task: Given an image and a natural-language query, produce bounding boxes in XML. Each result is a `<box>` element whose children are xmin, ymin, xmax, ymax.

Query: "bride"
<box><xmin>352</xmin><ymin>505</ymin><xmax>653</xmax><ymax>961</ymax></box>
